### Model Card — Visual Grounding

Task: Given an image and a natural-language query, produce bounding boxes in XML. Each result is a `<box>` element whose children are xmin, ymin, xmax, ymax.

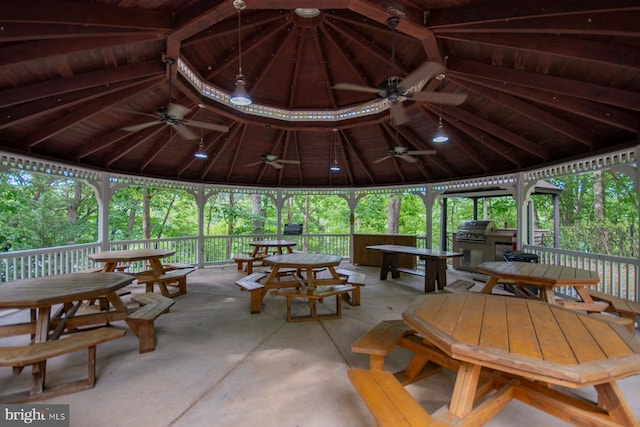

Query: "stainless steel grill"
<box><xmin>454</xmin><ymin>220</ymin><xmax>496</xmax><ymax>243</ymax></box>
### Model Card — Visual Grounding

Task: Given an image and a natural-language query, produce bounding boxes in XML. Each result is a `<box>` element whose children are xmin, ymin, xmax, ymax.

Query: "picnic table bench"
<box><xmin>135</xmin><ymin>267</ymin><xmax>195</xmax><ymax>298</ymax></box>
<box><xmin>586</xmin><ymin>289</ymin><xmax>640</xmax><ymax>330</ymax></box>
<box><xmin>0</xmin><ymin>327</ymin><xmax>125</xmax><ymax>402</ymax></box>
<box><xmin>271</xmin><ymin>284</ymin><xmax>355</xmax><ymax>322</ymax></box>
<box><xmin>126</xmin><ymin>293</ymin><xmax>175</xmax><ymax>353</ymax></box>
<box><xmin>235</xmin><ymin>272</ymin><xmax>266</xmax><ymax>314</ymax></box>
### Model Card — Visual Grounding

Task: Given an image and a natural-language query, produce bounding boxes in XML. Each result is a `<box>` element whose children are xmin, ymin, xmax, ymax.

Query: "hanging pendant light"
<box><xmin>432</xmin><ymin>117</ymin><xmax>449</xmax><ymax>143</ymax></box>
<box><xmin>230</xmin><ymin>0</ymin><xmax>252</xmax><ymax>106</ymax></box>
<box><xmin>330</xmin><ymin>129</ymin><xmax>341</xmax><ymax>171</ymax></box>
<box><xmin>195</xmin><ymin>104</ymin><xmax>208</xmax><ymax>159</ymax></box>
<box><xmin>432</xmin><ymin>69</ymin><xmax>448</xmax><ymax>143</ymax></box>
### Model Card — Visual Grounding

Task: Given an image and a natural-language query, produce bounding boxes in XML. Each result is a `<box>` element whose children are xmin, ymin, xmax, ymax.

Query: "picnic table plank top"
<box><xmin>88</xmin><ymin>248</ymin><xmax>175</xmax><ymax>263</ymax></box>
<box><xmin>477</xmin><ymin>261</ymin><xmax>600</xmax><ymax>286</ymax></box>
<box><xmin>263</xmin><ymin>253</ymin><xmax>341</xmax><ymax>268</ymax></box>
<box><xmin>366</xmin><ymin>244</ymin><xmax>463</xmax><ymax>259</ymax></box>
<box><xmin>403</xmin><ymin>293</ymin><xmax>640</xmax><ymax>387</ymax></box>
<box><xmin>0</xmin><ymin>272</ymin><xmax>134</xmax><ymax>308</ymax></box>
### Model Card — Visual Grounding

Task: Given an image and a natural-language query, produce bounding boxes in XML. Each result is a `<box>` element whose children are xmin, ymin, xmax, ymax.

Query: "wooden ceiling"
<box><xmin>1</xmin><ymin>1</ymin><xmax>639</xmax><ymax>187</ymax></box>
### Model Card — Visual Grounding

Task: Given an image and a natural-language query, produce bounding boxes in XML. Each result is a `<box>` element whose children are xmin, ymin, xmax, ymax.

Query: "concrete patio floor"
<box><xmin>1</xmin><ymin>262</ymin><xmax>638</xmax><ymax>427</ymax></box>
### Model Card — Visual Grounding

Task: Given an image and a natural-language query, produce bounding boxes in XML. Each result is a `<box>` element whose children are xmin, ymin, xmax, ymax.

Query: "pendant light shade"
<box><xmin>194</xmin><ymin>143</ymin><xmax>208</xmax><ymax>159</ymax></box>
<box><xmin>432</xmin><ymin>71</ymin><xmax>448</xmax><ymax>143</ymax></box>
<box><xmin>230</xmin><ymin>75</ymin><xmax>251</xmax><ymax>106</ymax></box>
<box><xmin>195</xmin><ymin>103</ymin><xmax>208</xmax><ymax>159</ymax></box>
<box><xmin>330</xmin><ymin>129</ymin><xmax>341</xmax><ymax>171</ymax></box>
<box><xmin>230</xmin><ymin>1</ymin><xmax>251</xmax><ymax>106</ymax></box>
<box><xmin>432</xmin><ymin>118</ymin><xmax>449</xmax><ymax>143</ymax></box>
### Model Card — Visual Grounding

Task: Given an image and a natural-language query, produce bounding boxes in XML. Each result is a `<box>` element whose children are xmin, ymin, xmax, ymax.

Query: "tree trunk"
<box><xmin>142</xmin><ymin>188</ymin><xmax>151</xmax><ymax>239</ymax></box>
<box><xmin>387</xmin><ymin>195</ymin><xmax>401</xmax><ymax>234</ymax></box>
<box><xmin>67</xmin><ymin>181</ymin><xmax>82</xmax><ymax>222</ymax></box>
<box><xmin>157</xmin><ymin>194</ymin><xmax>177</xmax><ymax>239</ymax></box>
<box><xmin>594</xmin><ymin>171</ymin><xmax>604</xmax><ymax>218</ymax></box>
<box><xmin>251</xmin><ymin>193</ymin><xmax>264</xmax><ymax>233</ymax></box>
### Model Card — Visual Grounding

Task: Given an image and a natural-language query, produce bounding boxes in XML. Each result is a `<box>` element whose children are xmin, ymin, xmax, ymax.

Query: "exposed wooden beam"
<box><xmin>452</xmin><ymin>78</ymin><xmax>598</xmax><ymax>149</ymax></box>
<box><xmin>0</xmin><ymin>61</ymin><xmax>164</xmax><ymax>109</ymax></box>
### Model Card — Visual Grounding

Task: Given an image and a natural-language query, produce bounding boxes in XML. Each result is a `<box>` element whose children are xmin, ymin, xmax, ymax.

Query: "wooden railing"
<box><xmin>2</xmin><ymin>237</ymin><xmax>637</xmax><ymax>305</ymax></box>
<box><xmin>525</xmin><ymin>245</ymin><xmax>640</xmax><ymax>301</ymax></box>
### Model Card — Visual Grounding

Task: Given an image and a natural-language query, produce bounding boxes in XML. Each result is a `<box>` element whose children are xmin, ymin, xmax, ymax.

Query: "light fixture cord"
<box><xmin>237</xmin><ymin>9</ymin><xmax>243</xmax><ymax>75</ymax></box>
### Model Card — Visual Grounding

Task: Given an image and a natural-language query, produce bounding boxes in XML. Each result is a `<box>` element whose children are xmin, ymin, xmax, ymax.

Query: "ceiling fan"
<box><xmin>246</xmin><ymin>154</ymin><xmax>301</xmax><ymax>169</ymax></box>
<box><xmin>121</xmin><ymin>58</ymin><xmax>229</xmax><ymax>139</ymax></box>
<box><xmin>374</xmin><ymin>145</ymin><xmax>436</xmax><ymax>164</ymax></box>
<box><xmin>332</xmin><ymin>16</ymin><xmax>467</xmax><ymax>126</ymax></box>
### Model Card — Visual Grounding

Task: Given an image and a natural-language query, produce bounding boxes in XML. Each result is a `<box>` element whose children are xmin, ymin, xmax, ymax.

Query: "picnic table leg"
<box><xmin>594</xmin><ymin>382</ymin><xmax>639</xmax><ymax>426</ymax></box>
<box><xmin>306</xmin><ymin>268</ymin><xmax>317</xmax><ymax>317</ymax></box>
<box><xmin>423</xmin><ymin>258</ymin><xmax>444</xmax><ymax>293</ymax></box>
<box><xmin>380</xmin><ymin>252</ymin><xmax>399</xmax><ymax>280</ymax></box>
<box><xmin>481</xmin><ymin>276</ymin><xmax>500</xmax><ymax>294</ymax></box>
<box><xmin>148</xmin><ymin>258</ymin><xmax>165</xmax><ymax>276</ymax></box>
<box><xmin>449</xmin><ymin>362</ymin><xmax>482</xmax><ymax>417</ymax></box>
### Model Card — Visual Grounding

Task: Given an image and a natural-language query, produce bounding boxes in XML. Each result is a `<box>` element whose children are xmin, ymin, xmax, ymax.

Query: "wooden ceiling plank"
<box><xmin>0</xmin><ymin>35</ymin><xmax>163</xmax><ymax>68</ymax></box>
<box><xmin>205</xmin><ymin>18</ymin><xmax>291</xmax><ymax>81</ymax></box>
<box><xmin>441</xmin><ymin>106</ymin><xmax>550</xmax><ymax>160</ymax></box>
<box><xmin>0</xmin><ymin>0</ymin><xmax>172</xmax><ymax>30</ymax></box>
<box><xmin>167</xmin><ymin>1</ymin><xmax>236</xmax><ymax>59</ymax></box>
<box><xmin>427</xmin><ymin>0</ymin><xmax>640</xmax><ymax>27</ymax></box>
<box><xmin>106</xmin><ymin>124</ymin><xmax>166</xmax><ymax>167</ymax></box>
<box><xmin>450</xmin><ymin>59</ymin><xmax>640</xmax><ymax>113</ymax></box>
<box><xmin>0</xmin><ymin>61</ymin><xmax>164</xmax><ymax>109</ymax></box>
<box><xmin>320</xmin><ymin>22</ymin><xmax>374</xmax><ymax>89</ymax></box>
<box><xmin>177</xmin><ymin>131</ymin><xmax>226</xmax><ymax>177</ymax></box>
<box><xmin>288</xmin><ymin>28</ymin><xmax>307</xmax><ymax>107</ymax></box>
<box><xmin>0</xmin><ymin>77</ymin><xmax>162</xmax><ymax>131</ymax></box>
<box><xmin>199</xmin><ymin>123</ymin><xmax>243</xmax><ymax>181</ymax></box>
<box><xmin>452</xmin><ymin>77</ymin><xmax>598</xmax><ymax>149</ymax></box>
<box><xmin>432</xmin><ymin>11</ymin><xmax>640</xmax><ymax>37</ymax></box>
<box><xmin>435</xmin><ymin>109</ymin><xmax>525</xmax><ymax>170</ymax></box>
<box><xmin>21</xmin><ymin>82</ymin><xmax>160</xmax><ymax>148</ymax></box>
<box><xmin>347</xmin><ymin>0</ymin><xmax>441</xmax><ymax>63</ymax></box>
<box><xmin>340</xmin><ymin>129</ymin><xmax>375</xmax><ymax>185</ymax></box>
<box><xmin>227</xmin><ymin>123</ymin><xmax>249</xmax><ymax>183</ymax></box>
<box><xmin>0</xmin><ymin>23</ymin><xmax>159</xmax><ymax>43</ymax></box>
<box><xmin>313</xmin><ymin>26</ymin><xmax>338</xmax><ymax>108</ymax></box>
<box><xmin>449</xmin><ymin>65</ymin><xmax>638</xmax><ymax>132</ymax></box>
<box><xmin>439</xmin><ymin>32</ymin><xmax>640</xmax><ymax>71</ymax></box>
<box><xmin>325</xmin><ymin>19</ymin><xmax>413</xmax><ymax>76</ymax></box>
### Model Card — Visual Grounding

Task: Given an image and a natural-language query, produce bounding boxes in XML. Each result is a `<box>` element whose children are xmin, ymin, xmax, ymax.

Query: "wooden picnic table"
<box><xmin>248</xmin><ymin>240</ymin><xmax>296</xmax><ymax>258</ymax></box>
<box><xmin>262</xmin><ymin>253</ymin><xmax>350</xmax><ymax>320</ymax></box>
<box><xmin>366</xmin><ymin>244</ymin><xmax>463</xmax><ymax>292</ymax></box>
<box><xmin>0</xmin><ymin>272</ymin><xmax>134</xmax><ymax>397</ymax></box>
<box><xmin>89</xmin><ymin>248</ymin><xmax>175</xmax><ymax>276</ymax></box>
<box><xmin>402</xmin><ymin>293</ymin><xmax>640</xmax><ymax>426</ymax></box>
<box><xmin>477</xmin><ymin>261</ymin><xmax>605</xmax><ymax>311</ymax></box>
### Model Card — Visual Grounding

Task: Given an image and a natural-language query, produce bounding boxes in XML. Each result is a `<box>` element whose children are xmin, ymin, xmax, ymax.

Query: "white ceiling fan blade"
<box><xmin>122</xmin><ymin>121</ymin><xmax>161</xmax><ymax>132</ymax></box>
<box><xmin>166</xmin><ymin>103</ymin><xmax>191</xmax><ymax>118</ymax></box>
<box><xmin>332</xmin><ymin>83</ymin><xmax>382</xmax><ymax>95</ymax></box>
<box><xmin>390</xmin><ymin>102</ymin><xmax>410</xmax><ymax>126</ymax></box>
<box><xmin>399</xmin><ymin>154</ymin><xmax>419</xmax><ymax>163</ymax></box>
<box><xmin>184</xmin><ymin>119</ymin><xmax>229</xmax><ymax>133</ymax></box>
<box><xmin>269</xmin><ymin>161</ymin><xmax>285</xmax><ymax>169</ymax></box>
<box><xmin>407</xmin><ymin>150</ymin><xmax>437</xmax><ymax>155</ymax></box>
<box><xmin>245</xmin><ymin>161</ymin><xmax>263</xmax><ymax>167</ymax></box>
<box><xmin>173</xmin><ymin>124</ymin><xmax>199</xmax><ymax>140</ymax></box>
<box><xmin>411</xmin><ymin>91</ymin><xmax>468</xmax><ymax>106</ymax></box>
<box><xmin>400</xmin><ymin>62</ymin><xmax>445</xmax><ymax>90</ymax></box>
<box><xmin>277</xmin><ymin>159</ymin><xmax>300</xmax><ymax>164</ymax></box>
<box><xmin>373</xmin><ymin>155</ymin><xmax>392</xmax><ymax>164</ymax></box>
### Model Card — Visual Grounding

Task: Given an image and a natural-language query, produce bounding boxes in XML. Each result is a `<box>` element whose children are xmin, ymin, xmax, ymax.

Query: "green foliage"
<box><xmin>0</xmin><ymin>171</ymin><xmax>97</xmax><ymax>249</ymax></box>
<box><xmin>1</xmin><ymin>169</ymin><xmax>638</xmax><ymax>258</ymax></box>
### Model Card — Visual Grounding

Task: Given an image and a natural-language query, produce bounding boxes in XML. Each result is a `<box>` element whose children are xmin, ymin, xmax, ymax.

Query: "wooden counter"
<box><xmin>352</xmin><ymin>234</ymin><xmax>416</xmax><ymax>267</ymax></box>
